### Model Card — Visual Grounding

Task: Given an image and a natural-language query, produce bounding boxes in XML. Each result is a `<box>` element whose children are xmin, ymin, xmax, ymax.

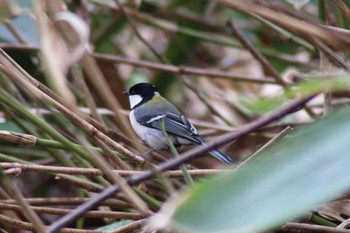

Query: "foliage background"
<box><xmin>0</xmin><ymin>0</ymin><xmax>350</xmax><ymax>232</ymax></box>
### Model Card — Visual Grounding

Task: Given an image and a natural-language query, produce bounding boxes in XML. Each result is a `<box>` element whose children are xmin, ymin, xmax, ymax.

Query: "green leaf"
<box><xmin>160</xmin><ymin>108</ymin><xmax>350</xmax><ymax>233</ymax></box>
<box><xmin>7</xmin><ymin>0</ymin><xmax>32</xmax><ymax>14</ymax></box>
<box><xmin>285</xmin><ymin>0</ymin><xmax>310</xmax><ymax>10</ymax></box>
<box><xmin>0</xmin><ymin>120</ymin><xmax>23</xmax><ymax>132</ymax></box>
<box><xmin>95</xmin><ymin>220</ymin><xmax>133</xmax><ymax>231</ymax></box>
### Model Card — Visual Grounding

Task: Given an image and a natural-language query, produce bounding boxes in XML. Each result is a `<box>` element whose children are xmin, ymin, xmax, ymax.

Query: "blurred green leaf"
<box><xmin>0</xmin><ymin>120</ymin><xmax>23</xmax><ymax>132</ymax></box>
<box><xmin>7</xmin><ymin>0</ymin><xmax>32</xmax><ymax>14</ymax></box>
<box><xmin>162</xmin><ymin>107</ymin><xmax>350</xmax><ymax>233</ymax></box>
<box><xmin>0</xmin><ymin>1</ymin><xmax>10</xmax><ymax>24</ymax></box>
<box><xmin>285</xmin><ymin>0</ymin><xmax>310</xmax><ymax>10</ymax></box>
<box><xmin>248</xmin><ymin>73</ymin><xmax>350</xmax><ymax>114</ymax></box>
<box><xmin>95</xmin><ymin>220</ymin><xmax>133</xmax><ymax>230</ymax></box>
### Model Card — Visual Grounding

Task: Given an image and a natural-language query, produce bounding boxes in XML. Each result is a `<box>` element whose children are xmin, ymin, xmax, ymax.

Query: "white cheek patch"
<box><xmin>129</xmin><ymin>94</ymin><xmax>143</xmax><ymax>109</ymax></box>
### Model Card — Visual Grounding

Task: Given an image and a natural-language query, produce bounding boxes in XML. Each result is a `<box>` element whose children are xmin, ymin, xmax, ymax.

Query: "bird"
<box><xmin>124</xmin><ymin>82</ymin><xmax>233</xmax><ymax>164</ymax></box>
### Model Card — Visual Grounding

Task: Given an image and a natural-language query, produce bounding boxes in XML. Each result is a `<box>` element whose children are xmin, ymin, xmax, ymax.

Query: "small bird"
<box><xmin>124</xmin><ymin>82</ymin><xmax>233</xmax><ymax>164</ymax></box>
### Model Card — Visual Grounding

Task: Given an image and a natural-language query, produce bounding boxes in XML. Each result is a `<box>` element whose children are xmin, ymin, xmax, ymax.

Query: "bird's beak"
<box><xmin>123</xmin><ymin>91</ymin><xmax>129</xmax><ymax>96</ymax></box>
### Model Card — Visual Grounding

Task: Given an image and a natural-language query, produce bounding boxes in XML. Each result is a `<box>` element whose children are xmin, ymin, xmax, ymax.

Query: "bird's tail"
<box><xmin>209</xmin><ymin>149</ymin><xmax>233</xmax><ymax>164</ymax></box>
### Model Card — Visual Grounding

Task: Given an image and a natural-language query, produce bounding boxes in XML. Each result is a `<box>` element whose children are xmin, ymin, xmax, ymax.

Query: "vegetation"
<box><xmin>1</xmin><ymin>0</ymin><xmax>350</xmax><ymax>232</ymax></box>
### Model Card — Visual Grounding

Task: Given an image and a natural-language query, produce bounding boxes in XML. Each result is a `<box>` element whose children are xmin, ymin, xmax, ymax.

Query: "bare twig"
<box><xmin>0</xmin><ymin>162</ymin><xmax>226</xmax><ymax>177</ymax></box>
<box><xmin>0</xmin><ymin>213</ymin><xmax>103</xmax><ymax>233</ymax></box>
<box><xmin>56</xmin><ymin>174</ymin><xmax>104</xmax><ymax>193</ymax></box>
<box><xmin>110</xmin><ymin>219</ymin><xmax>146</xmax><ymax>233</ymax></box>
<box><xmin>1</xmin><ymin>197</ymin><xmax>129</xmax><ymax>208</ymax></box>
<box><xmin>333</xmin><ymin>0</ymin><xmax>350</xmax><ymax>21</ymax></box>
<box><xmin>94</xmin><ymin>53</ymin><xmax>278</xmax><ymax>84</ymax></box>
<box><xmin>4</xmin><ymin>20</ymin><xmax>29</xmax><ymax>44</ymax></box>
<box><xmin>337</xmin><ymin>216</ymin><xmax>350</xmax><ymax>229</ymax></box>
<box><xmin>284</xmin><ymin>222</ymin><xmax>350</xmax><ymax>233</ymax></box>
<box><xmin>311</xmin><ymin>38</ymin><xmax>349</xmax><ymax>70</ymax></box>
<box><xmin>0</xmin><ymin>203</ymin><xmax>143</xmax><ymax>219</ymax></box>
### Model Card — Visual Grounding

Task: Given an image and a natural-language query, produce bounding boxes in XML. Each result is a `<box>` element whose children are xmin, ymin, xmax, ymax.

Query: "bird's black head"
<box><xmin>125</xmin><ymin>83</ymin><xmax>159</xmax><ymax>109</ymax></box>
<box><xmin>126</xmin><ymin>82</ymin><xmax>158</xmax><ymax>97</ymax></box>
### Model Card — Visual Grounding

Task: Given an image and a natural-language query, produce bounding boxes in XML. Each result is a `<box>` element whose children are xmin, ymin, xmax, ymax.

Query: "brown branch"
<box><xmin>0</xmin><ymin>203</ymin><xmax>143</xmax><ymax>219</ymax></box>
<box><xmin>337</xmin><ymin>216</ymin><xmax>350</xmax><ymax>229</ymax></box>
<box><xmin>333</xmin><ymin>0</ymin><xmax>350</xmax><ymax>21</ymax></box>
<box><xmin>310</xmin><ymin>38</ymin><xmax>349</xmax><ymax>70</ymax></box>
<box><xmin>94</xmin><ymin>53</ymin><xmax>278</xmax><ymax>84</ymax></box>
<box><xmin>48</xmin><ymin>94</ymin><xmax>316</xmax><ymax>232</ymax></box>
<box><xmin>1</xmin><ymin>197</ymin><xmax>129</xmax><ymax>208</ymax></box>
<box><xmin>110</xmin><ymin>219</ymin><xmax>145</xmax><ymax>233</ymax></box>
<box><xmin>56</xmin><ymin>174</ymin><xmax>104</xmax><ymax>193</ymax></box>
<box><xmin>283</xmin><ymin>222</ymin><xmax>350</xmax><ymax>233</ymax></box>
<box><xmin>0</xmin><ymin>43</ymin><xmax>281</xmax><ymax>84</ymax></box>
<box><xmin>0</xmin><ymin>213</ymin><xmax>103</xmax><ymax>233</ymax></box>
<box><xmin>0</xmin><ymin>162</ymin><xmax>227</xmax><ymax>178</ymax></box>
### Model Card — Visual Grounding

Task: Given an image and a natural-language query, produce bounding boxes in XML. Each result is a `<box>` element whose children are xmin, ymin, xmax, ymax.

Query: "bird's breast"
<box><xmin>129</xmin><ymin>110</ymin><xmax>168</xmax><ymax>150</ymax></box>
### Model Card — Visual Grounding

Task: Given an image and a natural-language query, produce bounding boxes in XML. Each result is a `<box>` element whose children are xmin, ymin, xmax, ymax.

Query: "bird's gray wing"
<box><xmin>136</xmin><ymin>112</ymin><xmax>202</xmax><ymax>144</ymax></box>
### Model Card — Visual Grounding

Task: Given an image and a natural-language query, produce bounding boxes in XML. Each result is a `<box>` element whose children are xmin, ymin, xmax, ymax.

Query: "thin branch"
<box><xmin>0</xmin><ymin>43</ymin><xmax>280</xmax><ymax>84</ymax></box>
<box><xmin>110</xmin><ymin>219</ymin><xmax>146</xmax><ymax>233</ymax></box>
<box><xmin>4</xmin><ymin>20</ymin><xmax>29</xmax><ymax>44</ymax></box>
<box><xmin>0</xmin><ymin>162</ymin><xmax>226</xmax><ymax>177</ymax></box>
<box><xmin>0</xmin><ymin>203</ymin><xmax>143</xmax><ymax>219</ymax></box>
<box><xmin>0</xmin><ymin>214</ymin><xmax>103</xmax><ymax>233</ymax></box>
<box><xmin>94</xmin><ymin>53</ymin><xmax>279</xmax><ymax>84</ymax></box>
<box><xmin>284</xmin><ymin>222</ymin><xmax>350</xmax><ymax>233</ymax></box>
<box><xmin>311</xmin><ymin>38</ymin><xmax>349</xmax><ymax>70</ymax></box>
<box><xmin>337</xmin><ymin>216</ymin><xmax>350</xmax><ymax>229</ymax></box>
<box><xmin>56</xmin><ymin>174</ymin><xmax>105</xmax><ymax>193</ymax></box>
<box><xmin>48</xmin><ymin>94</ymin><xmax>316</xmax><ymax>232</ymax></box>
<box><xmin>333</xmin><ymin>0</ymin><xmax>350</xmax><ymax>21</ymax></box>
<box><xmin>1</xmin><ymin>197</ymin><xmax>129</xmax><ymax>207</ymax></box>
